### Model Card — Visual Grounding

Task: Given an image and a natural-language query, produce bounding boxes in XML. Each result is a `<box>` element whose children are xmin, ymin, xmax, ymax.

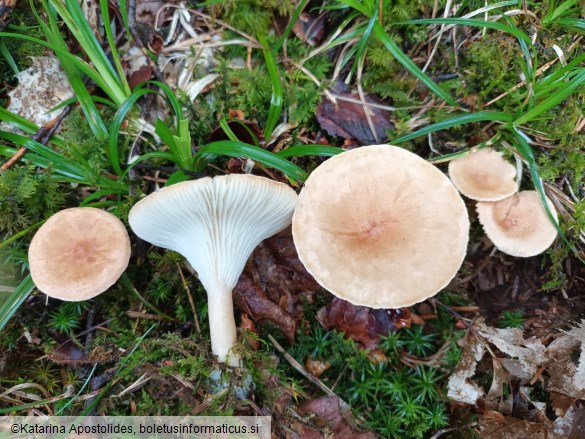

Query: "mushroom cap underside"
<box><xmin>128</xmin><ymin>174</ymin><xmax>299</xmax><ymax>289</ymax></box>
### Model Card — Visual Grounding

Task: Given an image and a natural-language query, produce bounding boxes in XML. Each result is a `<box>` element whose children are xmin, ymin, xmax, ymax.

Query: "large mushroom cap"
<box><xmin>476</xmin><ymin>190</ymin><xmax>558</xmax><ymax>257</ymax></box>
<box><xmin>28</xmin><ymin>207</ymin><xmax>131</xmax><ymax>301</ymax></box>
<box><xmin>448</xmin><ymin>148</ymin><xmax>517</xmax><ymax>201</ymax></box>
<box><xmin>292</xmin><ymin>145</ymin><xmax>469</xmax><ymax>309</ymax></box>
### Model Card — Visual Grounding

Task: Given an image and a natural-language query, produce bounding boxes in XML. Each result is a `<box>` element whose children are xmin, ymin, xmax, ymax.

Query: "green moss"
<box><xmin>277</xmin><ymin>291</ymin><xmax>464</xmax><ymax>439</ymax></box>
<box><xmin>462</xmin><ymin>33</ymin><xmax>524</xmax><ymax>106</ymax></box>
<box><xmin>56</xmin><ymin>109</ymin><xmax>112</xmax><ymax>184</ymax></box>
<box><xmin>0</xmin><ymin>4</ymin><xmax>47</xmax><ymax>102</ymax></box>
<box><xmin>210</xmin><ymin>36</ymin><xmax>329</xmax><ymax>135</ymax></box>
<box><xmin>0</xmin><ymin>165</ymin><xmax>66</xmax><ymax>236</ymax></box>
<box><xmin>208</xmin><ymin>0</ymin><xmax>293</xmax><ymax>36</ymax></box>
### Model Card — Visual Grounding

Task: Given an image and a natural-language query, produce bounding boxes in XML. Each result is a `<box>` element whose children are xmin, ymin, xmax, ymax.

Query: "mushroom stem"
<box><xmin>205</xmin><ymin>281</ymin><xmax>241</xmax><ymax>367</ymax></box>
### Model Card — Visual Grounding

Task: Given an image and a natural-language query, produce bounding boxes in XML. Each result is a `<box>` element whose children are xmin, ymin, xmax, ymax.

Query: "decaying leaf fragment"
<box><xmin>479</xmin><ymin>401</ymin><xmax>585</xmax><ymax>439</ymax></box>
<box><xmin>447</xmin><ymin>333</ymin><xmax>486</xmax><ymax>405</ymax></box>
<box><xmin>317</xmin><ymin>297</ymin><xmax>411</xmax><ymax>348</ymax></box>
<box><xmin>233</xmin><ymin>229</ymin><xmax>321</xmax><ymax>343</ymax></box>
<box><xmin>448</xmin><ymin>317</ymin><xmax>585</xmax><ymax>438</ymax></box>
<box><xmin>547</xmin><ymin>320</ymin><xmax>585</xmax><ymax>399</ymax></box>
<box><xmin>287</xmin><ymin>396</ymin><xmax>377</xmax><ymax>439</ymax></box>
<box><xmin>316</xmin><ymin>81</ymin><xmax>393</xmax><ymax>144</ymax></box>
<box><xmin>477</xmin><ymin>323</ymin><xmax>547</xmax><ymax>381</ymax></box>
<box><xmin>2</xmin><ymin>57</ymin><xmax>73</xmax><ymax>131</ymax></box>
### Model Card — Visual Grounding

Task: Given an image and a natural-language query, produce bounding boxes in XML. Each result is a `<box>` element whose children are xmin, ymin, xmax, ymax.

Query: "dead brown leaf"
<box><xmin>128</xmin><ymin>65</ymin><xmax>153</xmax><ymax>89</ymax></box>
<box><xmin>317</xmin><ymin>297</ymin><xmax>410</xmax><ymax>349</ymax></box>
<box><xmin>317</xmin><ymin>81</ymin><xmax>393</xmax><ymax>145</ymax></box>
<box><xmin>478</xmin><ymin>416</ymin><xmax>552</xmax><ymax>439</ymax></box>
<box><xmin>233</xmin><ymin>228</ymin><xmax>321</xmax><ymax>343</ymax></box>
<box><xmin>479</xmin><ymin>401</ymin><xmax>585</xmax><ymax>439</ymax></box>
<box><xmin>46</xmin><ymin>338</ymin><xmax>89</xmax><ymax>366</ymax></box>
<box><xmin>305</xmin><ymin>358</ymin><xmax>330</xmax><ymax>378</ymax></box>
<box><xmin>287</xmin><ymin>396</ymin><xmax>377</xmax><ymax>439</ymax></box>
<box><xmin>235</xmin><ymin>274</ymin><xmax>297</xmax><ymax>343</ymax></box>
<box><xmin>292</xmin><ymin>12</ymin><xmax>326</xmax><ymax>46</ymax></box>
<box><xmin>135</xmin><ymin>0</ymin><xmax>174</xmax><ymax>26</ymax></box>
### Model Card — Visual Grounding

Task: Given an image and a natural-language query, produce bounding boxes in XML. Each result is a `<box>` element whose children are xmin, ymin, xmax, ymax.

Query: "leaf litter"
<box><xmin>447</xmin><ymin>317</ymin><xmax>585</xmax><ymax>436</ymax></box>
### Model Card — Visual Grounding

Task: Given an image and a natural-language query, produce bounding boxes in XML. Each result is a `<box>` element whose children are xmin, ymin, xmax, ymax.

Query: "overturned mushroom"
<box><xmin>128</xmin><ymin>175</ymin><xmax>298</xmax><ymax>366</ymax></box>
<box><xmin>28</xmin><ymin>207</ymin><xmax>131</xmax><ymax>301</ymax></box>
<box><xmin>448</xmin><ymin>147</ymin><xmax>517</xmax><ymax>201</ymax></box>
<box><xmin>476</xmin><ymin>190</ymin><xmax>558</xmax><ymax>257</ymax></box>
<box><xmin>292</xmin><ymin>145</ymin><xmax>469</xmax><ymax>309</ymax></box>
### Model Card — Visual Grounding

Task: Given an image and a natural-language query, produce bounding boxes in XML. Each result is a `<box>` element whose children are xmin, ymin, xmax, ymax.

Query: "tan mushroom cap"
<box><xmin>476</xmin><ymin>190</ymin><xmax>558</xmax><ymax>257</ymax></box>
<box><xmin>448</xmin><ymin>148</ymin><xmax>517</xmax><ymax>201</ymax></box>
<box><xmin>292</xmin><ymin>145</ymin><xmax>469</xmax><ymax>309</ymax></box>
<box><xmin>29</xmin><ymin>207</ymin><xmax>131</xmax><ymax>301</ymax></box>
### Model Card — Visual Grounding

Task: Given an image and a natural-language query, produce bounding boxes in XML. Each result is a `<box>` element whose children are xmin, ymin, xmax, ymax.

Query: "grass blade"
<box><xmin>372</xmin><ymin>22</ymin><xmax>458</xmax><ymax>107</ymax></box>
<box><xmin>109</xmin><ymin>88</ymin><xmax>157</xmax><ymax>175</ymax></box>
<box><xmin>258</xmin><ymin>35</ymin><xmax>283</xmax><ymax>140</ymax></box>
<box><xmin>350</xmin><ymin>11</ymin><xmax>377</xmax><ymax>77</ymax></box>
<box><xmin>55</xmin><ymin>364</ymin><xmax>97</xmax><ymax>415</ymax></box>
<box><xmin>510</xmin><ymin>129</ymin><xmax>578</xmax><ymax>258</ymax></box>
<box><xmin>0</xmin><ymin>108</ymin><xmax>38</xmax><ymax>133</ymax></box>
<box><xmin>0</xmin><ymin>40</ymin><xmax>19</xmax><ymax>75</ymax></box>
<box><xmin>99</xmin><ymin>0</ymin><xmax>131</xmax><ymax>97</ymax></box>
<box><xmin>392</xmin><ymin>111</ymin><xmax>513</xmax><ymax>143</ymax></box>
<box><xmin>36</xmin><ymin>0</ymin><xmax>109</xmax><ymax>139</ymax></box>
<box><xmin>0</xmin><ymin>275</ymin><xmax>34</xmax><ymax>332</ymax></box>
<box><xmin>0</xmin><ymin>221</ymin><xmax>45</xmax><ymax>250</ymax></box>
<box><xmin>557</xmin><ymin>18</ymin><xmax>585</xmax><ymax>32</ymax></box>
<box><xmin>514</xmin><ymin>68</ymin><xmax>585</xmax><ymax>125</ymax></box>
<box><xmin>397</xmin><ymin>18</ymin><xmax>532</xmax><ymax>45</ymax></box>
<box><xmin>195</xmin><ymin>141</ymin><xmax>307</xmax><ymax>182</ymax></box>
<box><xmin>49</xmin><ymin>0</ymin><xmax>128</xmax><ymax>104</ymax></box>
<box><xmin>80</xmin><ymin>324</ymin><xmax>156</xmax><ymax>415</ymax></box>
<box><xmin>274</xmin><ymin>0</ymin><xmax>310</xmax><ymax>51</ymax></box>
<box><xmin>123</xmin><ymin>151</ymin><xmax>182</xmax><ymax>177</ymax></box>
<box><xmin>0</xmin><ymin>131</ymin><xmax>89</xmax><ymax>180</ymax></box>
<box><xmin>277</xmin><ymin>145</ymin><xmax>344</xmax><ymax>158</ymax></box>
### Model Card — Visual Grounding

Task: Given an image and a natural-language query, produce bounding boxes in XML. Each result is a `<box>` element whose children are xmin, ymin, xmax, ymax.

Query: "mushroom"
<box><xmin>128</xmin><ymin>174</ymin><xmax>298</xmax><ymax>366</ymax></box>
<box><xmin>292</xmin><ymin>145</ymin><xmax>469</xmax><ymax>309</ymax></box>
<box><xmin>28</xmin><ymin>207</ymin><xmax>131</xmax><ymax>301</ymax></box>
<box><xmin>476</xmin><ymin>190</ymin><xmax>558</xmax><ymax>257</ymax></box>
<box><xmin>448</xmin><ymin>147</ymin><xmax>517</xmax><ymax>201</ymax></box>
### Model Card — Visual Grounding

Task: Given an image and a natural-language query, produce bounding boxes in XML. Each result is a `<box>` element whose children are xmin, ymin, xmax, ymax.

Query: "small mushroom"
<box><xmin>128</xmin><ymin>174</ymin><xmax>298</xmax><ymax>366</ymax></box>
<box><xmin>28</xmin><ymin>207</ymin><xmax>131</xmax><ymax>301</ymax></box>
<box><xmin>476</xmin><ymin>190</ymin><xmax>558</xmax><ymax>257</ymax></box>
<box><xmin>292</xmin><ymin>145</ymin><xmax>469</xmax><ymax>309</ymax></box>
<box><xmin>448</xmin><ymin>148</ymin><xmax>517</xmax><ymax>201</ymax></box>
